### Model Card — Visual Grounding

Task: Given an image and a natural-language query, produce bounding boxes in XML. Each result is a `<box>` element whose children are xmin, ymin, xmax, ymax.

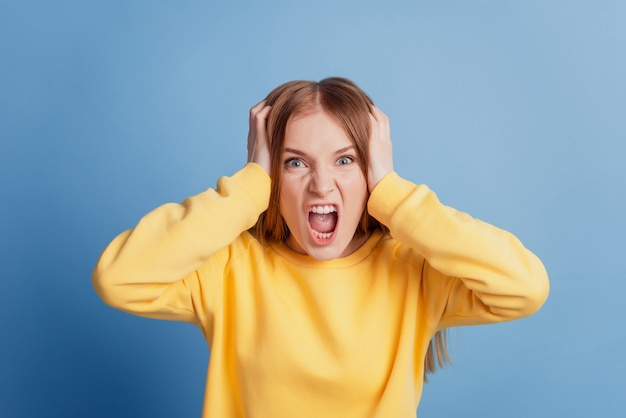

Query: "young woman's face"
<box><xmin>279</xmin><ymin>109</ymin><xmax>369</xmax><ymax>260</ymax></box>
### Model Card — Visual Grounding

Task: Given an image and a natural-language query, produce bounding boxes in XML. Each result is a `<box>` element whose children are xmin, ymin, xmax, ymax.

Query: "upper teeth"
<box><xmin>310</xmin><ymin>205</ymin><xmax>336</xmax><ymax>214</ymax></box>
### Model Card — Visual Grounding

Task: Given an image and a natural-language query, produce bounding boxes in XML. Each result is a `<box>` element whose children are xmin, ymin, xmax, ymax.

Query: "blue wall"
<box><xmin>2</xmin><ymin>1</ymin><xmax>624</xmax><ymax>416</ymax></box>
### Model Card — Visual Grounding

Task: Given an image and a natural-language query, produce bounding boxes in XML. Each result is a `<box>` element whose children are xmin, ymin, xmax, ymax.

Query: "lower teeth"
<box><xmin>312</xmin><ymin>230</ymin><xmax>332</xmax><ymax>239</ymax></box>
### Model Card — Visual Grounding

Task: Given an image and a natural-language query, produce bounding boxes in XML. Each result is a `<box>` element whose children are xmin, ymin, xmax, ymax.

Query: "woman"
<box><xmin>93</xmin><ymin>77</ymin><xmax>549</xmax><ymax>417</ymax></box>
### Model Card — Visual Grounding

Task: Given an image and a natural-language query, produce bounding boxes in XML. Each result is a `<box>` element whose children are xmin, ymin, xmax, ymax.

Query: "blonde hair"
<box><xmin>249</xmin><ymin>76</ymin><xmax>451</xmax><ymax>379</ymax></box>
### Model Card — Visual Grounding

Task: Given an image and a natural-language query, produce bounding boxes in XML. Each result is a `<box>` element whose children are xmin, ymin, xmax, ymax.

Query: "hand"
<box><xmin>367</xmin><ymin>106</ymin><xmax>394</xmax><ymax>192</ymax></box>
<box><xmin>247</xmin><ymin>100</ymin><xmax>272</xmax><ymax>175</ymax></box>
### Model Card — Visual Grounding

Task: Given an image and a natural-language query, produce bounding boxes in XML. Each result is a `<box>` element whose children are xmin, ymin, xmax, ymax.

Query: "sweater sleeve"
<box><xmin>367</xmin><ymin>172</ymin><xmax>549</xmax><ymax>329</ymax></box>
<box><xmin>92</xmin><ymin>163</ymin><xmax>271</xmax><ymax>325</ymax></box>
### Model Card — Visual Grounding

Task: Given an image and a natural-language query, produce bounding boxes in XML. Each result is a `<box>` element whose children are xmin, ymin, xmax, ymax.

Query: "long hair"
<box><xmin>249</xmin><ymin>76</ymin><xmax>451</xmax><ymax>378</ymax></box>
<box><xmin>249</xmin><ymin>76</ymin><xmax>386</xmax><ymax>242</ymax></box>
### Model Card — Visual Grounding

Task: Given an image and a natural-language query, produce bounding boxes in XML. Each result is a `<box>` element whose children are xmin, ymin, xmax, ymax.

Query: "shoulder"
<box><xmin>221</xmin><ymin>231</ymin><xmax>268</xmax><ymax>261</ymax></box>
<box><xmin>370</xmin><ymin>232</ymin><xmax>426</xmax><ymax>271</ymax></box>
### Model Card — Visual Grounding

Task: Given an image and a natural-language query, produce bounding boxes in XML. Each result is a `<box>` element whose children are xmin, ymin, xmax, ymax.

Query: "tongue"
<box><xmin>309</xmin><ymin>212</ymin><xmax>337</xmax><ymax>233</ymax></box>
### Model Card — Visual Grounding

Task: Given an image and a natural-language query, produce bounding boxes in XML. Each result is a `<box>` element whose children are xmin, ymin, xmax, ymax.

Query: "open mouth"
<box><xmin>308</xmin><ymin>205</ymin><xmax>338</xmax><ymax>242</ymax></box>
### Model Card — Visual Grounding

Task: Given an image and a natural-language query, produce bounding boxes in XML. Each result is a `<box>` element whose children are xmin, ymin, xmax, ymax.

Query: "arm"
<box><xmin>92</xmin><ymin>101</ymin><xmax>273</xmax><ymax>323</ymax></box>
<box><xmin>92</xmin><ymin>163</ymin><xmax>270</xmax><ymax>322</ymax></box>
<box><xmin>366</xmin><ymin>107</ymin><xmax>549</xmax><ymax>328</ymax></box>
<box><xmin>368</xmin><ymin>174</ymin><xmax>549</xmax><ymax>327</ymax></box>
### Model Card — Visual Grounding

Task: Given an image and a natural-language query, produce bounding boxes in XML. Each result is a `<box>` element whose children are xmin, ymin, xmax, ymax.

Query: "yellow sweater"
<box><xmin>93</xmin><ymin>163</ymin><xmax>549</xmax><ymax>418</ymax></box>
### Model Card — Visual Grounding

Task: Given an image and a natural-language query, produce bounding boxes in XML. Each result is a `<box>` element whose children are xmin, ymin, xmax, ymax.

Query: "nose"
<box><xmin>308</xmin><ymin>168</ymin><xmax>335</xmax><ymax>196</ymax></box>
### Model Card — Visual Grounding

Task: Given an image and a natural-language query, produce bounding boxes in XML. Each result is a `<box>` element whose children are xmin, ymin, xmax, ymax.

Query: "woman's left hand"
<box><xmin>367</xmin><ymin>106</ymin><xmax>394</xmax><ymax>192</ymax></box>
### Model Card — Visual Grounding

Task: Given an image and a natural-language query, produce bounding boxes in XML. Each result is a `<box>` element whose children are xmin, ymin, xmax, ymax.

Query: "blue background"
<box><xmin>1</xmin><ymin>1</ymin><xmax>624</xmax><ymax>417</ymax></box>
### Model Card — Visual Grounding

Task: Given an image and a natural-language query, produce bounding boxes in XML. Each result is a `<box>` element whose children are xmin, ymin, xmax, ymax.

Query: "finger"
<box><xmin>370</xmin><ymin>105</ymin><xmax>386</xmax><ymax>121</ymax></box>
<box><xmin>249</xmin><ymin>100</ymin><xmax>268</xmax><ymax>122</ymax></box>
<box><xmin>371</xmin><ymin>108</ymin><xmax>390</xmax><ymax>138</ymax></box>
<box><xmin>250</xmin><ymin>99</ymin><xmax>267</xmax><ymax>113</ymax></box>
<box><xmin>256</xmin><ymin>104</ymin><xmax>272</xmax><ymax>119</ymax></box>
<box><xmin>254</xmin><ymin>105</ymin><xmax>272</xmax><ymax>132</ymax></box>
<box><xmin>369</xmin><ymin>112</ymin><xmax>387</xmax><ymax>137</ymax></box>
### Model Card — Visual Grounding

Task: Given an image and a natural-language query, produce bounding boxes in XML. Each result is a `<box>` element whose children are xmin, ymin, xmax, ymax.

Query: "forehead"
<box><xmin>284</xmin><ymin>110</ymin><xmax>353</xmax><ymax>152</ymax></box>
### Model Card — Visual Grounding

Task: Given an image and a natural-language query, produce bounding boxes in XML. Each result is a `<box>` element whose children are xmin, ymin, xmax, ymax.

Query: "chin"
<box><xmin>307</xmin><ymin>248</ymin><xmax>343</xmax><ymax>261</ymax></box>
<box><xmin>304</xmin><ymin>239</ymin><xmax>351</xmax><ymax>261</ymax></box>
<box><xmin>286</xmin><ymin>225</ymin><xmax>358</xmax><ymax>260</ymax></box>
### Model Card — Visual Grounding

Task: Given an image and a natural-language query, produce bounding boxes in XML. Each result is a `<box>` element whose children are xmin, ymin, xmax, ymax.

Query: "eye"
<box><xmin>285</xmin><ymin>158</ymin><xmax>304</xmax><ymax>168</ymax></box>
<box><xmin>336</xmin><ymin>156</ymin><xmax>354</xmax><ymax>165</ymax></box>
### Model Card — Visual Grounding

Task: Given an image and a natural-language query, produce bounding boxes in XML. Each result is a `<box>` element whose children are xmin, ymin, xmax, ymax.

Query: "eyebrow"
<box><xmin>283</xmin><ymin>145</ymin><xmax>355</xmax><ymax>157</ymax></box>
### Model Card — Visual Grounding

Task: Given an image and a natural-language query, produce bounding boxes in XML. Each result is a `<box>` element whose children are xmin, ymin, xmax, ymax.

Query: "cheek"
<box><xmin>339</xmin><ymin>175</ymin><xmax>368</xmax><ymax>221</ymax></box>
<box><xmin>279</xmin><ymin>181</ymin><xmax>301</xmax><ymax>223</ymax></box>
<box><xmin>343</xmin><ymin>173</ymin><xmax>368</xmax><ymax>200</ymax></box>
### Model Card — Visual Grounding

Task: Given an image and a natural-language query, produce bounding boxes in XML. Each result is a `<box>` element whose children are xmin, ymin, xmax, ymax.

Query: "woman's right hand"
<box><xmin>247</xmin><ymin>100</ymin><xmax>272</xmax><ymax>175</ymax></box>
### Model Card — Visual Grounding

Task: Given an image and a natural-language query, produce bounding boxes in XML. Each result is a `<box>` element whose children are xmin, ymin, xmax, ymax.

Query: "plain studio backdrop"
<box><xmin>1</xmin><ymin>1</ymin><xmax>624</xmax><ymax>417</ymax></box>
